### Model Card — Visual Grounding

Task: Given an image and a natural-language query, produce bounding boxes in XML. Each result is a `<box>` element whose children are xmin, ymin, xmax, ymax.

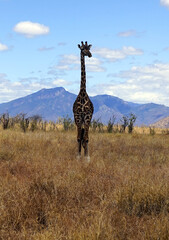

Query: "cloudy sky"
<box><xmin>1</xmin><ymin>0</ymin><xmax>169</xmax><ymax>106</ymax></box>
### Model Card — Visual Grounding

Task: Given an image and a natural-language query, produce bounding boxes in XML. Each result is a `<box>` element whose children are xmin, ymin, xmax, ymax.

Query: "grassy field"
<box><xmin>0</xmin><ymin>128</ymin><xmax>169</xmax><ymax>239</ymax></box>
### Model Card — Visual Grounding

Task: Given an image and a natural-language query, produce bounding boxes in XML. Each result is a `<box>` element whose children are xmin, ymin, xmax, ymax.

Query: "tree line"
<box><xmin>0</xmin><ymin>112</ymin><xmax>137</xmax><ymax>134</ymax></box>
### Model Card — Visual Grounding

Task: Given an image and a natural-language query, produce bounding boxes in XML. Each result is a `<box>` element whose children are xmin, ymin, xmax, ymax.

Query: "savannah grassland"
<box><xmin>0</xmin><ymin>125</ymin><xmax>169</xmax><ymax>240</ymax></box>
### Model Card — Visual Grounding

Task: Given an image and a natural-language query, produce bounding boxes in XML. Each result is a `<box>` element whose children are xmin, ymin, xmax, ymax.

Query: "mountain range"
<box><xmin>0</xmin><ymin>87</ymin><xmax>169</xmax><ymax>126</ymax></box>
<box><xmin>151</xmin><ymin>116</ymin><xmax>169</xmax><ymax>128</ymax></box>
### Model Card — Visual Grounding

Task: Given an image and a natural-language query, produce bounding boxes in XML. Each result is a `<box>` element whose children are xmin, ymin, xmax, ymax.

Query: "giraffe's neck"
<box><xmin>80</xmin><ymin>52</ymin><xmax>86</xmax><ymax>91</ymax></box>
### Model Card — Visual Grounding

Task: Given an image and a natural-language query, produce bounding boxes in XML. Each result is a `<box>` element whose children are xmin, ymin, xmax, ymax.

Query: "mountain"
<box><xmin>0</xmin><ymin>87</ymin><xmax>169</xmax><ymax>126</ymax></box>
<box><xmin>0</xmin><ymin>87</ymin><xmax>76</xmax><ymax>121</ymax></box>
<box><xmin>90</xmin><ymin>94</ymin><xmax>140</xmax><ymax>124</ymax></box>
<box><xmin>151</xmin><ymin>116</ymin><xmax>169</xmax><ymax>128</ymax></box>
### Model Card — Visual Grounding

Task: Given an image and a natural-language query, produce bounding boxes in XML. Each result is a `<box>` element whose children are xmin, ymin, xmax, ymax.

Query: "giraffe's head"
<box><xmin>78</xmin><ymin>41</ymin><xmax>92</xmax><ymax>58</ymax></box>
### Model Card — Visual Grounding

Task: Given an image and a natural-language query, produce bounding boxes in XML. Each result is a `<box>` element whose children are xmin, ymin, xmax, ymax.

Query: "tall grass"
<box><xmin>0</xmin><ymin>129</ymin><xmax>168</xmax><ymax>239</ymax></box>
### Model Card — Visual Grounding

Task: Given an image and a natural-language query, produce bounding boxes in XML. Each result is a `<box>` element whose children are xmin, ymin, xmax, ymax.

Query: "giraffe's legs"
<box><xmin>82</xmin><ymin>124</ymin><xmax>90</xmax><ymax>162</ymax></box>
<box><xmin>77</xmin><ymin>126</ymin><xmax>82</xmax><ymax>159</ymax></box>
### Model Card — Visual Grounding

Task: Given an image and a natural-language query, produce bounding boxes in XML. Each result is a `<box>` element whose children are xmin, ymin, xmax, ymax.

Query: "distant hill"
<box><xmin>0</xmin><ymin>87</ymin><xmax>169</xmax><ymax>126</ymax></box>
<box><xmin>151</xmin><ymin>116</ymin><xmax>169</xmax><ymax>128</ymax></box>
<box><xmin>0</xmin><ymin>87</ymin><xmax>76</xmax><ymax>121</ymax></box>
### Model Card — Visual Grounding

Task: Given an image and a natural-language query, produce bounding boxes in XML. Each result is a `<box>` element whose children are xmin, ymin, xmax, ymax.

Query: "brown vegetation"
<box><xmin>0</xmin><ymin>127</ymin><xmax>169</xmax><ymax>239</ymax></box>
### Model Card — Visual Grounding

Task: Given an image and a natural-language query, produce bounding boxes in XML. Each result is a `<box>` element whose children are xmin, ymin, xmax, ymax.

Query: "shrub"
<box><xmin>62</xmin><ymin>115</ymin><xmax>74</xmax><ymax>131</ymax></box>
<box><xmin>107</xmin><ymin>116</ymin><xmax>116</xmax><ymax>133</ymax></box>
<box><xmin>128</xmin><ymin>113</ymin><xmax>137</xmax><ymax>133</ymax></box>
<box><xmin>91</xmin><ymin>118</ymin><xmax>104</xmax><ymax>132</ymax></box>
<box><xmin>30</xmin><ymin>115</ymin><xmax>42</xmax><ymax>132</ymax></box>
<box><xmin>1</xmin><ymin>113</ymin><xmax>9</xmax><ymax>129</ymax></box>
<box><xmin>149</xmin><ymin>126</ymin><xmax>156</xmax><ymax>135</ymax></box>
<box><xmin>19</xmin><ymin>114</ymin><xmax>29</xmax><ymax>132</ymax></box>
<box><xmin>120</xmin><ymin>116</ymin><xmax>128</xmax><ymax>133</ymax></box>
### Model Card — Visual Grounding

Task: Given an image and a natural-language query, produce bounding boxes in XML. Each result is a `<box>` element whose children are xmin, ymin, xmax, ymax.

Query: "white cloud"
<box><xmin>55</xmin><ymin>65</ymin><xmax>70</xmax><ymax>70</ymax></box>
<box><xmin>12</xmin><ymin>82</ymin><xmax>22</xmax><ymax>86</ymax></box>
<box><xmin>60</xmin><ymin>54</ymin><xmax>79</xmax><ymax>65</ymax></box>
<box><xmin>38</xmin><ymin>46</ymin><xmax>55</xmax><ymax>51</ymax></box>
<box><xmin>118</xmin><ymin>30</ymin><xmax>145</xmax><ymax>38</ymax></box>
<box><xmin>118</xmin><ymin>30</ymin><xmax>137</xmax><ymax>37</ymax></box>
<box><xmin>90</xmin><ymin>63</ymin><xmax>169</xmax><ymax>106</ymax></box>
<box><xmin>1</xmin><ymin>62</ymin><xmax>169</xmax><ymax>107</ymax></box>
<box><xmin>86</xmin><ymin>57</ymin><xmax>105</xmax><ymax>72</ymax></box>
<box><xmin>0</xmin><ymin>43</ymin><xmax>8</xmax><ymax>51</ymax></box>
<box><xmin>52</xmin><ymin>79</ymin><xmax>69</xmax><ymax>86</ymax></box>
<box><xmin>0</xmin><ymin>73</ymin><xmax>69</xmax><ymax>103</ymax></box>
<box><xmin>93</xmin><ymin>46</ymin><xmax>143</xmax><ymax>62</ymax></box>
<box><xmin>13</xmin><ymin>21</ymin><xmax>50</xmax><ymax>38</ymax></box>
<box><xmin>55</xmin><ymin>54</ymin><xmax>105</xmax><ymax>72</ymax></box>
<box><xmin>160</xmin><ymin>0</ymin><xmax>169</xmax><ymax>8</ymax></box>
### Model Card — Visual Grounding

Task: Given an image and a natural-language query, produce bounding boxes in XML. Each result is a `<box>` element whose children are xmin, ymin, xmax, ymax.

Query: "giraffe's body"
<box><xmin>73</xmin><ymin>41</ymin><xmax>94</xmax><ymax>160</ymax></box>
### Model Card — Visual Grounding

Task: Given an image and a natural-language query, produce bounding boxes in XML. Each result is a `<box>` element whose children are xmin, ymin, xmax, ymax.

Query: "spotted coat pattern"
<box><xmin>73</xmin><ymin>42</ymin><xmax>94</xmax><ymax>157</ymax></box>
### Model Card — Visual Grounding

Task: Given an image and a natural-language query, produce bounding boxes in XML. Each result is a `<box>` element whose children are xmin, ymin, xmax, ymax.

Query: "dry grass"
<box><xmin>0</xmin><ymin>129</ymin><xmax>169</xmax><ymax>240</ymax></box>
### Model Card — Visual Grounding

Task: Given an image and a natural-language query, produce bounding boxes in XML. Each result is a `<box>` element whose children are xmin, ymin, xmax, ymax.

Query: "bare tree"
<box><xmin>1</xmin><ymin>113</ymin><xmax>9</xmax><ymax>130</ymax></box>
<box><xmin>107</xmin><ymin>115</ymin><xmax>116</xmax><ymax>133</ymax></box>
<box><xmin>120</xmin><ymin>116</ymin><xmax>129</xmax><ymax>133</ymax></box>
<box><xmin>19</xmin><ymin>113</ymin><xmax>29</xmax><ymax>132</ymax></box>
<box><xmin>128</xmin><ymin>113</ymin><xmax>137</xmax><ymax>134</ymax></box>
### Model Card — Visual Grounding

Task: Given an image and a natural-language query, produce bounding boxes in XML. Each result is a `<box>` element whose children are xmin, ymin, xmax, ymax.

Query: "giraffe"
<box><xmin>73</xmin><ymin>41</ymin><xmax>94</xmax><ymax>161</ymax></box>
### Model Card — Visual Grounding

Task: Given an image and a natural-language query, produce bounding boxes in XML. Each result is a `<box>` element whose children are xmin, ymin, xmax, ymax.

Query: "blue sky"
<box><xmin>1</xmin><ymin>0</ymin><xmax>169</xmax><ymax>106</ymax></box>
